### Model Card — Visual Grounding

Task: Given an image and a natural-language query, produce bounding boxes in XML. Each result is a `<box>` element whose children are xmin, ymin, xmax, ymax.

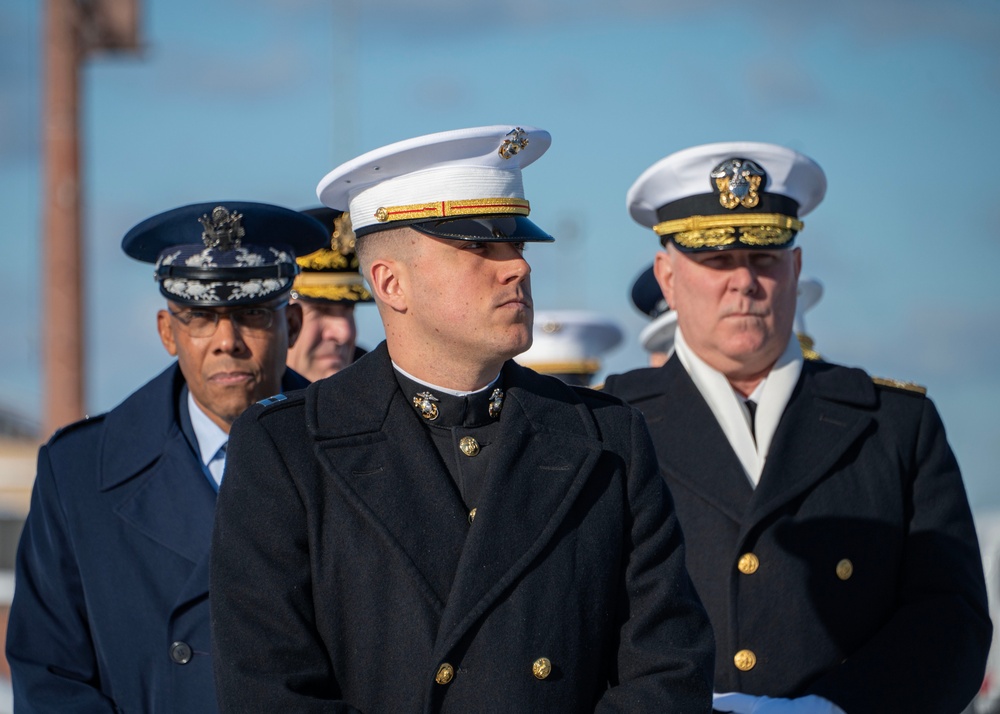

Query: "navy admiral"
<box><xmin>7</xmin><ymin>202</ymin><xmax>326</xmax><ymax>712</ymax></box>
<box><xmin>211</xmin><ymin>126</ymin><xmax>716</xmax><ymax>712</ymax></box>
<box><xmin>603</xmin><ymin>142</ymin><xmax>990</xmax><ymax>714</ymax></box>
<box><xmin>286</xmin><ymin>206</ymin><xmax>374</xmax><ymax>381</ymax></box>
<box><xmin>514</xmin><ymin>309</ymin><xmax>624</xmax><ymax>386</ymax></box>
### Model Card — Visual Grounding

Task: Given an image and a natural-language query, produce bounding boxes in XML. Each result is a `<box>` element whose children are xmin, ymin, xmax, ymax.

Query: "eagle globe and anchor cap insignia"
<box><xmin>711</xmin><ymin>158</ymin><xmax>766</xmax><ymax>210</ymax></box>
<box><xmin>498</xmin><ymin>127</ymin><xmax>530</xmax><ymax>160</ymax></box>
<box><xmin>199</xmin><ymin>206</ymin><xmax>246</xmax><ymax>249</ymax></box>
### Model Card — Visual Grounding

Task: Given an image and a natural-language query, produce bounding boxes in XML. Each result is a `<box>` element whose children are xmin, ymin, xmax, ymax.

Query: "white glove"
<box><xmin>713</xmin><ymin>692</ymin><xmax>847</xmax><ymax>714</ymax></box>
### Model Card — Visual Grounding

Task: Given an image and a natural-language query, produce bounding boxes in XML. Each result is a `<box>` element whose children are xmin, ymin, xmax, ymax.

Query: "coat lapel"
<box><xmin>744</xmin><ymin>362</ymin><xmax>876</xmax><ymax>534</ymax></box>
<box><xmin>101</xmin><ymin>364</ymin><xmax>308</xmax><ymax>615</ymax></box>
<box><xmin>433</xmin><ymin>364</ymin><xmax>604</xmax><ymax>655</ymax></box>
<box><xmin>102</xmin><ymin>365</ymin><xmax>217</xmax><ymax>566</ymax></box>
<box><xmin>308</xmin><ymin>344</ymin><xmax>469</xmax><ymax>611</ymax></box>
<box><xmin>643</xmin><ymin>359</ymin><xmax>753</xmax><ymax>524</ymax></box>
<box><xmin>112</xmin><ymin>430</ymin><xmax>217</xmax><ymax>564</ymax></box>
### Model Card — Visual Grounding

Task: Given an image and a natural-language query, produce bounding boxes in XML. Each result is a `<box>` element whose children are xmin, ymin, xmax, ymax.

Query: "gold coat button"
<box><xmin>435</xmin><ymin>663</ymin><xmax>455</xmax><ymax>685</ymax></box>
<box><xmin>836</xmin><ymin>558</ymin><xmax>854</xmax><ymax>581</ymax></box>
<box><xmin>468</xmin><ymin>507</ymin><xmax>477</xmax><ymax>524</ymax></box>
<box><xmin>532</xmin><ymin>657</ymin><xmax>552</xmax><ymax>680</ymax></box>
<box><xmin>737</xmin><ymin>553</ymin><xmax>759</xmax><ymax>575</ymax></box>
<box><xmin>459</xmin><ymin>436</ymin><xmax>480</xmax><ymax>457</ymax></box>
<box><xmin>734</xmin><ymin>649</ymin><xmax>757</xmax><ymax>671</ymax></box>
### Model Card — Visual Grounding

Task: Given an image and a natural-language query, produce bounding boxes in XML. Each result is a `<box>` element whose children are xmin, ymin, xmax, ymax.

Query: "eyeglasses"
<box><xmin>168</xmin><ymin>300</ymin><xmax>288</xmax><ymax>338</ymax></box>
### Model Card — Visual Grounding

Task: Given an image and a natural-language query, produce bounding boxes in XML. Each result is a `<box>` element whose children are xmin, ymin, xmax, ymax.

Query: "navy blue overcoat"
<box><xmin>7</xmin><ymin>363</ymin><xmax>306</xmax><ymax>713</ymax></box>
<box><xmin>211</xmin><ymin>343</ymin><xmax>716</xmax><ymax>713</ymax></box>
<box><xmin>605</xmin><ymin>356</ymin><xmax>991</xmax><ymax>714</ymax></box>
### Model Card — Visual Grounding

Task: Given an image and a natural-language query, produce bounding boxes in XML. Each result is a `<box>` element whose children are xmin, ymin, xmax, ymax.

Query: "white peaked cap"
<box><xmin>516</xmin><ymin>310</ymin><xmax>624</xmax><ymax>375</ymax></box>
<box><xmin>317</xmin><ymin>125</ymin><xmax>551</xmax><ymax>236</ymax></box>
<box><xmin>795</xmin><ymin>277</ymin><xmax>824</xmax><ymax>335</ymax></box>
<box><xmin>627</xmin><ymin>141</ymin><xmax>827</xmax><ymax>229</ymax></box>
<box><xmin>639</xmin><ymin>310</ymin><xmax>679</xmax><ymax>355</ymax></box>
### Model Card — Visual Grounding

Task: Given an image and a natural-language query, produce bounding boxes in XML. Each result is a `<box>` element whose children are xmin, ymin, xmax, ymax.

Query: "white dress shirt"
<box><xmin>187</xmin><ymin>391</ymin><xmax>229</xmax><ymax>489</ymax></box>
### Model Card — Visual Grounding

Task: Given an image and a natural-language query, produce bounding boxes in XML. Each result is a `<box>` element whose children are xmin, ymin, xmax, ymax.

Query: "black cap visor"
<box><xmin>357</xmin><ymin>215</ymin><xmax>554</xmax><ymax>242</ymax></box>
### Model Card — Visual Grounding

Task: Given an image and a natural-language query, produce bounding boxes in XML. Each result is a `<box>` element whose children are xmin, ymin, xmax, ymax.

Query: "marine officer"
<box><xmin>286</xmin><ymin>206</ymin><xmax>374</xmax><ymax>380</ymax></box>
<box><xmin>603</xmin><ymin>142</ymin><xmax>990</xmax><ymax>714</ymax></box>
<box><xmin>7</xmin><ymin>202</ymin><xmax>326</xmax><ymax>712</ymax></box>
<box><xmin>211</xmin><ymin>126</ymin><xmax>716</xmax><ymax>713</ymax></box>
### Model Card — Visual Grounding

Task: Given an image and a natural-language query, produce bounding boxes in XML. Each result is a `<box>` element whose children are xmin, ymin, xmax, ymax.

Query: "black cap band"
<box><xmin>655</xmin><ymin>192</ymin><xmax>800</xmax><ymax>223</ymax></box>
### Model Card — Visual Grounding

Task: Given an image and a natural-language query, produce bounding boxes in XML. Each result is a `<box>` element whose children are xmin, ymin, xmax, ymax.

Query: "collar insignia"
<box><xmin>488</xmin><ymin>388</ymin><xmax>504</xmax><ymax>419</ymax></box>
<box><xmin>498</xmin><ymin>127</ymin><xmax>529</xmax><ymax>160</ymax></box>
<box><xmin>711</xmin><ymin>158</ymin><xmax>765</xmax><ymax>210</ymax></box>
<box><xmin>199</xmin><ymin>206</ymin><xmax>246</xmax><ymax>250</ymax></box>
<box><xmin>413</xmin><ymin>391</ymin><xmax>440</xmax><ymax>421</ymax></box>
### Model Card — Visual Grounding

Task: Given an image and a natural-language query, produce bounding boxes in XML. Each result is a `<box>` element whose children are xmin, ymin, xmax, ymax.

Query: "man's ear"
<box><xmin>157</xmin><ymin>309</ymin><xmax>178</xmax><ymax>356</ymax></box>
<box><xmin>653</xmin><ymin>249</ymin><xmax>675</xmax><ymax>308</ymax></box>
<box><xmin>285</xmin><ymin>302</ymin><xmax>303</xmax><ymax>348</ymax></box>
<box><xmin>369</xmin><ymin>259</ymin><xmax>408</xmax><ymax>314</ymax></box>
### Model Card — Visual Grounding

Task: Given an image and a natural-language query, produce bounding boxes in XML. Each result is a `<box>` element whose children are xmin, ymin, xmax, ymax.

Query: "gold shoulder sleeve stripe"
<box><xmin>872</xmin><ymin>377</ymin><xmax>927</xmax><ymax>395</ymax></box>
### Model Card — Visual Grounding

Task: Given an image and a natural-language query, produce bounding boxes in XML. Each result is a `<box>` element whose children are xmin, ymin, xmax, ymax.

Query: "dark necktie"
<box><xmin>745</xmin><ymin>399</ymin><xmax>757</xmax><ymax>444</ymax></box>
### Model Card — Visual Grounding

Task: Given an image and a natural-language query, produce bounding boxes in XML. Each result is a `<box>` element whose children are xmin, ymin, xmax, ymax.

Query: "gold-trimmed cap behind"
<box><xmin>291</xmin><ymin>207</ymin><xmax>372</xmax><ymax>304</ymax></box>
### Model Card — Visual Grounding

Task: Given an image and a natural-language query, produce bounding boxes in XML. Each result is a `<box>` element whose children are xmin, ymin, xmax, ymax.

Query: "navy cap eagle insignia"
<box><xmin>711</xmin><ymin>158</ymin><xmax>765</xmax><ymax>210</ymax></box>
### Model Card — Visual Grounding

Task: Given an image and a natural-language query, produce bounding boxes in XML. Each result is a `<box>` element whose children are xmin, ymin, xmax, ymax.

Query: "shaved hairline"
<box><xmin>355</xmin><ymin>227</ymin><xmax>420</xmax><ymax>276</ymax></box>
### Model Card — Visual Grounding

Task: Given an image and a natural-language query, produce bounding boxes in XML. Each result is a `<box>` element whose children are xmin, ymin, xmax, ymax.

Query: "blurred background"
<box><xmin>1</xmin><ymin>0</ymin><xmax>999</xmax><ymax>710</ymax></box>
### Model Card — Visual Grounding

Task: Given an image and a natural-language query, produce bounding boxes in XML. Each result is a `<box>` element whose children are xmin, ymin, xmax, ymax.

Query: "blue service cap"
<box><xmin>629</xmin><ymin>265</ymin><xmax>677</xmax><ymax>355</ymax></box>
<box><xmin>122</xmin><ymin>201</ymin><xmax>328</xmax><ymax>307</ymax></box>
<box><xmin>630</xmin><ymin>265</ymin><xmax>670</xmax><ymax>319</ymax></box>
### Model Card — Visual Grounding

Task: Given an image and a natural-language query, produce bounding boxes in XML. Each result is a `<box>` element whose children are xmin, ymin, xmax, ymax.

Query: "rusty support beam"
<box><xmin>42</xmin><ymin>0</ymin><xmax>85</xmax><ymax>438</ymax></box>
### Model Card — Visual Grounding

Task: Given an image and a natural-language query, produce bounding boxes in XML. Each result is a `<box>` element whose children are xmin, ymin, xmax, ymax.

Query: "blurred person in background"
<box><xmin>287</xmin><ymin>207</ymin><xmax>374</xmax><ymax>381</ymax></box>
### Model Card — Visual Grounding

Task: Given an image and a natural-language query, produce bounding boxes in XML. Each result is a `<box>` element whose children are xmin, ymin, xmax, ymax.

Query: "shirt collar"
<box><xmin>186</xmin><ymin>391</ymin><xmax>229</xmax><ymax>467</ymax></box>
<box><xmin>391</xmin><ymin>361</ymin><xmax>500</xmax><ymax>397</ymax></box>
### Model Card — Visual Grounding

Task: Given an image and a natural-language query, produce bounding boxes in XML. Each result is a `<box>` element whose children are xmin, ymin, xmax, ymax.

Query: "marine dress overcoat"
<box><xmin>211</xmin><ymin>342</ymin><xmax>716</xmax><ymax>713</ymax></box>
<box><xmin>604</xmin><ymin>356</ymin><xmax>990</xmax><ymax>714</ymax></box>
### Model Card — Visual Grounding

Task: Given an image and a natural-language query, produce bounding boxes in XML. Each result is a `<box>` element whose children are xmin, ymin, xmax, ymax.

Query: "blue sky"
<box><xmin>2</xmin><ymin>0</ymin><xmax>999</xmax><ymax>508</ymax></box>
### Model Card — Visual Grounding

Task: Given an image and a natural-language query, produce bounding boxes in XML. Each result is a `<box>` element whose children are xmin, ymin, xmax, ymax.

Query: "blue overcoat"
<box><xmin>7</xmin><ymin>363</ymin><xmax>307</xmax><ymax>713</ymax></box>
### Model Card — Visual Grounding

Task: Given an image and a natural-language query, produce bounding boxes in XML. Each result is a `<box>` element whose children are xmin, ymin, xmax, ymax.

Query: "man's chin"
<box><xmin>498</xmin><ymin>334</ymin><xmax>533</xmax><ymax>363</ymax></box>
<box><xmin>206</xmin><ymin>386</ymin><xmax>261</xmax><ymax>419</ymax></box>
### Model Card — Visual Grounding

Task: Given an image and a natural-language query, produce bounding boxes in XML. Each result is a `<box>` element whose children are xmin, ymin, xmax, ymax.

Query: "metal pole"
<box><xmin>42</xmin><ymin>0</ymin><xmax>85</xmax><ymax>437</ymax></box>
